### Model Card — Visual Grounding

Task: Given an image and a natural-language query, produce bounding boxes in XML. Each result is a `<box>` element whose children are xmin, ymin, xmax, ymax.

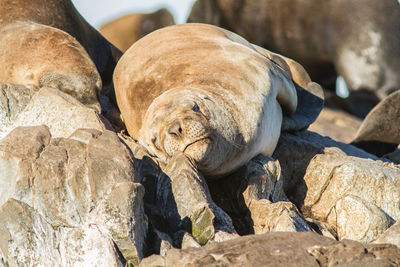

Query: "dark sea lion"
<box><xmin>100</xmin><ymin>8</ymin><xmax>175</xmax><ymax>52</ymax></box>
<box><xmin>114</xmin><ymin>23</ymin><xmax>323</xmax><ymax>178</ymax></box>
<box><xmin>352</xmin><ymin>90</ymin><xmax>400</xmax><ymax>156</ymax></box>
<box><xmin>188</xmin><ymin>0</ymin><xmax>400</xmax><ymax>116</ymax></box>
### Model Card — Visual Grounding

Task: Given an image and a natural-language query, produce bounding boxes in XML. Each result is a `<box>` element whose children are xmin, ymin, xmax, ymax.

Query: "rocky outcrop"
<box><xmin>274</xmin><ymin>130</ymin><xmax>400</xmax><ymax>243</ymax></box>
<box><xmin>139</xmin><ymin>232</ymin><xmax>400</xmax><ymax>266</ymax></box>
<box><xmin>0</xmin><ymin>126</ymin><xmax>147</xmax><ymax>266</ymax></box>
<box><xmin>0</xmin><ymin>85</ymin><xmax>112</xmax><ymax>139</ymax></box>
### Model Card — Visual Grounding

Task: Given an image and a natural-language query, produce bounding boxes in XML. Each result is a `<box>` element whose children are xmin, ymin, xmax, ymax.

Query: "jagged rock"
<box><xmin>0</xmin><ymin>126</ymin><xmax>147</xmax><ymax>266</ymax></box>
<box><xmin>373</xmin><ymin>221</ymin><xmax>400</xmax><ymax>248</ymax></box>
<box><xmin>274</xmin><ymin>130</ymin><xmax>400</xmax><ymax>243</ymax></box>
<box><xmin>139</xmin><ymin>232</ymin><xmax>400</xmax><ymax>266</ymax></box>
<box><xmin>0</xmin><ymin>86</ymin><xmax>113</xmax><ymax>139</ymax></box>
<box><xmin>157</xmin><ymin>153</ymin><xmax>238</xmax><ymax>245</ymax></box>
<box><xmin>208</xmin><ymin>155</ymin><xmax>312</xmax><ymax>235</ymax></box>
<box><xmin>0</xmin><ymin>84</ymin><xmax>39</xmax><ymax>138</ymax></box>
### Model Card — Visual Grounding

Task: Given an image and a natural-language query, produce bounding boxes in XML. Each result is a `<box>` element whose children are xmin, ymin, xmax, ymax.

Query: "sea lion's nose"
<box><xmin>168</xmin><ymin>122</ymin><xmax>183</xmax><ymax>138</ymax></box>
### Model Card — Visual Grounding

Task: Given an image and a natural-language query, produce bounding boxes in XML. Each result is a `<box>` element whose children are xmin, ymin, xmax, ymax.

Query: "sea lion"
<box><xmin>114</xmin><ymin>23</ymin><xmax>323</xmax><ymax>178</ymax></box>
<box><xmin>0</xmin><ymin>0</ymin><xmax>123</xmax><ymax>125</ymax></box>
<box><xmin>100</xmin><ymin>8</ymin><xmax>175</xmax><ymax>52</ymax></box>
<box><xmin>0</xmin><ymin>22</ymin><xmax>101</xmax><ymax>110</ymax></box>
<box><xmin>352</xmin><ymin>90</ymin><xmax>400</xmax><ymax>156</ymax></box>
<box><xmin>0</xmin><ymin>0</ymin><xmax>121</xmax><ymax>88</ymax></box>
<box><xmin>188</xmin><ymin>0</ymin><xmax>400</xmax><ymax>116</ymax></box>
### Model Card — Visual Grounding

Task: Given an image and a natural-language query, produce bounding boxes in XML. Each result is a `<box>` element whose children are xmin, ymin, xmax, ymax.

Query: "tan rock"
<box><xmin>209</xmin><ymin>155</ymin><xmax>312</xmax><ymax>235</ymax></box>
<box><xmin>373</xmin><ymin>221</ymin><xmax>400</xmax><ymax>248</ymax></box>
<box><xmin>0</xmin><ymin>87</ymin><xmax>113</xmax><ymax>139</ymax></box>
<box><xmin>159</xmin><ymin>153</ymin><xmax>238</xmax><ymax>245</ymax></box>
<box><xmin>327</xmin><ymin>195</ymin><xmax>394</xmax><ymax>243</ymax></box>
<box><xmin>139</xmin><ymin>232</ymin><xmax>400</xmax><ymax>266</ymax></box>
<box><xmin>274</xmin><ymin>131</ymin><xmax>400</xmax><ymax>243</ymax></box>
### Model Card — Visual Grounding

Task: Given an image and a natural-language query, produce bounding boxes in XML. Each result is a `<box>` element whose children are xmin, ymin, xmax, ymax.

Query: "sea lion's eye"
<box><xmin>192</xmin><ymin>103</ymin><xmax>200</xmax><ymax>112</ymax></box>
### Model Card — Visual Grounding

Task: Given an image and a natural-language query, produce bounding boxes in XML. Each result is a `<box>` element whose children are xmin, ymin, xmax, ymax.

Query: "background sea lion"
<box><xmin>100</xmin><ymin>8</ymin><xmax>175</xmax><ymax>52</ymax></box>
<box><xmin>0</xmin><ymin>22</ymin><xmax>101</xmax><ymax>110</ymax></box>
<box><xmin>0</xmin><ymin>0</ymin><xmax>123</xmax><ymax>126</ymax></box>
<box><xmin>0</xmin><ymin>0</ymin><xmax>121</xmax><ymax>89</ymax></box>
<box><xmin>114</xmin><ymin>23</ymin><xmax>323</xmax><ymax>178</ymax></box>
<box><xmin>188</xmin><ymin>0</ymin><xmax>400</xmax><ymax>117</ymax></box>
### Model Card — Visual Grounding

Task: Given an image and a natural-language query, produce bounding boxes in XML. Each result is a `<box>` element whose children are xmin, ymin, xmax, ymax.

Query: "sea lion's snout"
<box><xmin>164</xmin><ymin>118</ymin><xmax>210</xmax><ymax>158</ymax></box>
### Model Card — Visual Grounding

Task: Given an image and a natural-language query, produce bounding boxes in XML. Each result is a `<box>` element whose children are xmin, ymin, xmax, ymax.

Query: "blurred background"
<box><xmin>71</xmin><ymin>0</ymin><xmax>195</xmax><ymax>28</ymax></box>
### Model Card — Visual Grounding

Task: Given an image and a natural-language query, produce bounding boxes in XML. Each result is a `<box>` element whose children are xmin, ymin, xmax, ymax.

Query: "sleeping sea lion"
<box><xmin>114</xmin><ymin>23</ymin><xmax>323</xmax><ymax>178</ymax></box>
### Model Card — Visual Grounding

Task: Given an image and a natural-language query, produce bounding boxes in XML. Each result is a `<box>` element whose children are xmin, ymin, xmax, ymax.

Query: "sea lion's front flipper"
<box><xmin>281</xmin><ymin>82</ymin><xmax>324</xmax><ymax>132</ymax></box>
<box><xmin>253</xmin><ymin>44</ymin><xmax>324</xmax><ymax>132</ymax></box>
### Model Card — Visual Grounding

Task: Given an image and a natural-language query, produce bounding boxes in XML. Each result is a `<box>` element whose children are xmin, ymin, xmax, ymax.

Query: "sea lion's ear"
<box><xmin>252</xmin><ymin>44</ymin><xmax>325</xmax><ymax>131</ymax></box>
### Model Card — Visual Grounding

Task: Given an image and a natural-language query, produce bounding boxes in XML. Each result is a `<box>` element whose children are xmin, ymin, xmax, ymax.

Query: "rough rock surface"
<box><xmin>373</xmin><ymin>221</ymin><xmax>400</xmax><ymax>248</ymax></box>
<box><xmin>274</xmin><ymin>130</ymin><xmax>400</xmax><ymax>243</ymax></box>
<box><xmin>208</xmin><ymin>155</ymin><xmax>312</xmax><ymax>235</ymax></box>
<box><xmin>0</xmin><ymin>85</ymin><xmax>112</xmax><ymax>139</ymax></box>
<box><xmin>0</xmin><ymin>126</ymin><xmax>147</xmax><ymax>266</ymax></box>
<box><xmin>139</xmin><ymin>232</ymin><xmax>400</xmax><ymax>266</ymax></box>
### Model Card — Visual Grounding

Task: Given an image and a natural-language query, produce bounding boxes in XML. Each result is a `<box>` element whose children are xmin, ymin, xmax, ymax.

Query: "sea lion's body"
<box><xmin>0</xmin><ymin>0</ymin><xmax>121</xmax><ymax>86</ymax></box>
<box><xmin>0</xmin><ymin>0</ymin><xmax>122</xmax><ymax>113</ymax></box>
<box><xmin>114</xmin><ymin>24</ymin><xmax>321</xmax><ymax>177</ymax></box>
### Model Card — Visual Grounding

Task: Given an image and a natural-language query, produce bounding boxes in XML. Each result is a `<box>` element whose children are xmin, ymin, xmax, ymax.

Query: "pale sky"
<box><xmin>71</xmin><ymin>0</ymin><xmax>196</xmax><ymax>28</ymax></box>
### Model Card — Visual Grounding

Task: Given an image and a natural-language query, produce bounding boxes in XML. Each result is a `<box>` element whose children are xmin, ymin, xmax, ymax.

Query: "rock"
<box><xmin>274</xmin><ymin>130</ymin><xmax>400</xmax><ymax>243</ymax></box>
<box><xmin>0</xmin><ymin>84</ymin><xmax>39</xmax><ymax>138</ymax></box>
<box><xmin>327</xmin><ymin>195</ymin><xmax>395</xmax><ymax>243</ymax></box>
<box><xmin>0</xmin><ymin>126</ymin><xmax>147</xmax><ymax>266</ymax></box>
<box><xmin>0</xmin><ymin>86</ymin><xmax>113</xmax><ymax>139</ymax></box>
<box><xmin>208</xmin><ymin>155</ymin><xmax>312</xmax><ymax>235</ymax></box>
<box><xmin>139</xmin><ymin>232</ymin><xmax>400</xmax><ymax>266</ymax></box>
<box><xmin>308</xmin><ymin>107</ymin><xmax>361</xmax><ymax>143</ymax></box>
<box><xmin>373</xmin><ymin>221</ymin><xmax>400</xmax><ymax>248</ymax></box>
<box><xmin>100</xmin><ymin>9</ymin><xmax>175</xmax><ymax>52</ymax></box>
<box><xmin>157</xmin><ymin>153</ymin><xmax>238</xmax><ymax>245</ymax></box>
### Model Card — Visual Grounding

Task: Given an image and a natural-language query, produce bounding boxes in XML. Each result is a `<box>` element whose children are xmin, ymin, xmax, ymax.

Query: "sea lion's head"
<box><xmin>138</xmin><ymin>86</ymin><xmax>239</xmax><ymax>176</ymax></box>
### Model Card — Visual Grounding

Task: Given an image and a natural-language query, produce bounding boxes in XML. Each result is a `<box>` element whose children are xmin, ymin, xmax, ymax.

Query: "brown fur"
<box><xmin>0</xmin><ymin>0</ymin><xmax>121</xmax><ymax>86</ymax></box>
<box><xmin>100</xmin><ymin>8</ymin><xmax>175</xmax><ymax>52</ymax></box>
<box><xmin>0</xmin><ymin>0</ymin><xmax>123</xmax><ymax>116</ymax></box>
<box><xmin>114</xmin><ymin>24</ymin><xmax>320</xmax><ymax>177</ymax></box>
<box><xmin>0</xmin><ymin>22</ymin><xmax>101</xmax><ymax>109</ymax></box>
